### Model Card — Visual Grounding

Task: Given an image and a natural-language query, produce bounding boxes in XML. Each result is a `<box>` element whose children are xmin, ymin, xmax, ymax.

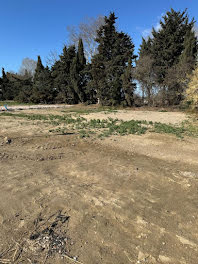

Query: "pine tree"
<box><xmin>91</xmin><ymin>12</ymin><xmax>136</xmax><ymax>106</ymax></box>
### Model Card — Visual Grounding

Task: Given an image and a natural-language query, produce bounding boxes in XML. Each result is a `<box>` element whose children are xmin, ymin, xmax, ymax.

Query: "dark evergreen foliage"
<box><xmin>1</xmin><ymin>68</ymin><xmax>14</xmax><ymax>100</ymax></box>
<box><xmin>150</xmin><ymin>8</ymin><xmax>197</xmax><ymax>104</ymax></box>
<box><xmin>70</xmin><ymin>39</ymin><xmax>87</xmax><ymax>103</ymax></box>
<box><xmin>31</xmin><ymin>56</ymin><xmax>55</xmax><ymax>103</ymax></box>
<box><xmin>51</xmin><ymin>45</ymin><xmax>79</xmax><ymax>104</ymax></box>
<box><xmin>179</xmin><ymin>29</ymin><xmax>198</xmax><ymax>69</ymax></box>
<box><xmin>1</xmin><ymin>9</ymin><xmax>196</xmax><ymax>107</ymax></box>
<box><xmin>91</xmin><ymin>12</ymin><xmax>136</xmax><ymax>106</ymax></box>
<box><xmin>139</xmin><ymin>37</ymin><xmax>152</xmax><ymax>58</ymax></box>
<box><xmin>121</xmin><ymin>57</ymin><xmax>135</xmax><ymax>106</ymax></box>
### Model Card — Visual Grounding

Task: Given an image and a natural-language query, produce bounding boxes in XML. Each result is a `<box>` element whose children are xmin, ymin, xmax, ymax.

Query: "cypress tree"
<box><xmin>78</xmin><ymin>38</ymin><xmax>86</xmax><ymax>69</ymax></box>
<box><xmin>51</xmin><ymin>45</ymin><xmax>79</xmax><ymax>104</ymax></box>
<box><xmin>164</xmin><ymin>29</ymin><xmax>198</xmax><ymax>105</ymax></box>
<box><xmin>151</xmin><ymin>8</ymin><xmax>197</xmax><ymax>105</ymax></box>
<box><xmin>139</xmin><ymin>37</ymin><xmax>152</xmax><ymax>58</ymax></box>
<box><xmin>91</xmin><ymin>12</ymin><xmax>136</xmax><ymax>106</ymax></box>
<box><xmin>31</xmin><ymin>56</ymin><xmax>54</xmax><ymax>103</ymax></box>
<box><xmin>70</xmin><ymin>38</ymin><xmax>87</xmax><ymax>103</ymax></box>
<box><xmin>16</xmin><ymin>77</ymin><xmax>33</xmax><ymax>103</ymax></box>
<box><xmin>84</xmin><ymin>62</ymin><xmax>97</xmax><ymax>104</ymax></box>
<box><xmin>0</xmin><ymin>74</ymin><xmax>2</xmax><ymax>99</ymax></box>
<box><xmin>179</xmin><ymin>29</ymin><xmax>198</xmax><ymax>70</ymax></box>
<box><xmin>1</xmin><ymin>68</ymin><xmax>13</xmax><ymax>100</ymax></box>
<box><xmin>121</xmin><ymin>57</ymin><xmax>135</xmax><ymax>106</ymax></box>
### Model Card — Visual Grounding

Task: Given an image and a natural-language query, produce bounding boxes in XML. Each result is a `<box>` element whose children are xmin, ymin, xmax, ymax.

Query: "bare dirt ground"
<box><xmin>81</xmin><ymin>110</ymin><xmax>188</xmax><ymax>125</ymax></box>
<box><xmin>0</xmin><ymin>104</ymin><xmax>74</xmax><ymax>112</ymax></box>
<box><xmin>0</xmin><ymin>106</ymin><xmax>198</xmax><ymax>264</ymax></box>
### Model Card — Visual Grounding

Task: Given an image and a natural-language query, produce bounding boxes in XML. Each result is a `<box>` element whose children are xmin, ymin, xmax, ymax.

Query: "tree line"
<box><xmin>0</xmin><ymin>9</ymin><xmax>197</xmax><ymax>108</ymax></box>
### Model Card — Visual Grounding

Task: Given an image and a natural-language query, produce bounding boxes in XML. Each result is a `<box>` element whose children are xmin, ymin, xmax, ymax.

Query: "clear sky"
<box><xmin>1</xmin><ymin>0</ymin><xmax>198</xmax><ymax>73</ymax></box>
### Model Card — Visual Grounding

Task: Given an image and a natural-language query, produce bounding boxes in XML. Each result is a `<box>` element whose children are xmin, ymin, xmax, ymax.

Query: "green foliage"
<box><xmin>3</xmin><ymin>109</ymin><xmax>198</xmax><ymax>139</ymax></box>
<box><xmin>149</xmin><ymin>8</ymin><xmax>198</xmax><ymax>105</ymax></box>
<box><xmin>179</xmin><ymin>29</ymin><xmax>198</xmax><ymax>68</ymax></box>
<box><xmin>1</xmin><ymin>9</ymin><xmax>197</xmax><ymax>107</ymax></box>
<box><xmin>31</xmin><ymin>57</ymin><xmax>55</xmax><ymax>103</ymax></box>
<box><xmin>0</xmin><ymin>68</ymin><xmax>14</xmax><ymax>100</ymax></box>
<box><xmin>70</xmin><ymin>39</ymin><xmax>86</xmax><ymax>103</ymax></box>
<box><xmin>153</xmin><ymin>123</ymin><xmax>185</xmax><ymax>138</ymax></box>
<box><xmin>52</xmin><ymin>40</ymin><xmax>87</xmax><ymax>104</ymax></box>
<box><xmin>52</xmin><ymin>45</ymin><xmax>78</xmax><ymax>104</ymax></box>
<box><xmin>121</xmin><ymin>57</ymin><xmax>136</xmax><ymax>106</ymax></box>
<box><xmin>91</xmin><ymin>12</ymin><xmax>136</xmax><ymax>106</ymax></box>
<box><xmin>185</xmin><ymin>66</ymin><xmax>198</xmax><ymax>109</ymax></box>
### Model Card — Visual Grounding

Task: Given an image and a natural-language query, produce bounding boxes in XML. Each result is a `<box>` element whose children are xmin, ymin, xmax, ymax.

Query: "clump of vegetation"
<box><xmin>1</xmin><ymin>8</ymin><xmax>196</xmax><ymax>108</ymax></box>
<box><xmin>153</xmin><ymin>123</ymin><xmax>185</xmax><ymax>138</ymax></box>
<box><xmin>185</xmin><ymin>66</ymin><xmax>198</xmax><ymax>110</ymax></box>
<box><xmin>1</xmin><ymin>110</ymin><xmax>198</xmax><ymax>139</ymax></box>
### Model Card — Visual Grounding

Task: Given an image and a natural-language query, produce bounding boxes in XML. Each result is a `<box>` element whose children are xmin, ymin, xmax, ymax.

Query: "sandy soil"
<box><xmin>82</xmin><ymin>110</ymin><xmax>188</xmax><ymax>125</ymax></box>
<box><xmin>0</xmin><ymin>107</ymin><xmax>198</xmax><ymax>264</ymax></box>
<box><xmin>0</xmin><ymin>104</ymin><xmax>74</xmax><ymax>112</ymax></box>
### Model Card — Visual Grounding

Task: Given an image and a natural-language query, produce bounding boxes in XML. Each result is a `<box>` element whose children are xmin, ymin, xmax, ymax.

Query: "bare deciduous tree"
<box><xmin>19</xmin><ymin>57</ymin><xmax>37</xmax><ymax>77</ymax></box>
<box><xmin>45</xmin><ymin>50</ymin><xmax>59</xmax><ymax>67</ymax></box>
<box><xmin>67</xmin><ymin>15</ymin><xmax>105</xmax><ymax>61</ymax></box>
<box><xmin>135</xmin><ymin>55</ymin><xmax>155</xmax><ymax>105</ymax></box>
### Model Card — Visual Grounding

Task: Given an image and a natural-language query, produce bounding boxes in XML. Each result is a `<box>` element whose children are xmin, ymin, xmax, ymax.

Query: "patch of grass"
<box><xmin>0</xmin><ymin>112</ymin><xmax>49</xmax><ymax>120</ymax></box>
<box><xmin>180</xmin><ymin>120</ymin><xmax>198</xmax><ymax>137</ymax></box>
<box><xmin>153</xmin><ymin>123</ymin><xmax>185</xmax><ymax>138</ymax></box>
<box><xmin>108</xmin><ymin>120</ymin><xmax>148</xmax><ymax>136</ymax></box>
<box><xmin>49</xmin><ymin>127</ymin><xmax>68</xmax><ymax>134</ymax></box>
<box><xmin>1</xmin><ymin>109</ymin><xmax>198</xmax><ymax>139</ymax></box>
<box><xmin>158</xmin><ymin>109</ymin><xmax>168</xmax><ymax>112</ymax></box>
<box><xmin>61</xmin><ymin>106</ymin><xmax>117</xmax><ymax>115</ymax></box>
<box><xmin>79</xmin><ymin>129</ymin><xmax>90</xmax><ymax>138</ymax></box>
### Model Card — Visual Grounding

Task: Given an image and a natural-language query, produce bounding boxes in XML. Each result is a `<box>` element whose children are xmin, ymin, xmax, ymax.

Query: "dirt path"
<box><xmin>0</xmin><ymin>104</ymin><xmax>74</xmax><ymax>112</ymax></box>
<box><xmin>0</xmin><ymin>108</ymin><xmax>198</xmax><ymax>264</ymax></box>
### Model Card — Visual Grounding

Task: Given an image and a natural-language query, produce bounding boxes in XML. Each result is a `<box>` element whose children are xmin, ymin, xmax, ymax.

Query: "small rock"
<box><xmin>138</xmin><ymin>251</ymin><xmax>149</xmax><ymax>261</ymax></box>
<box><xmin>158</xmin><ymin>255</ymin><xmax>172</xmax><ymax>263</ymax></box>
<box><xmin>4</xmin><ymin>137</ymin><xmax>11</xmax><ymax>144</ymax></box>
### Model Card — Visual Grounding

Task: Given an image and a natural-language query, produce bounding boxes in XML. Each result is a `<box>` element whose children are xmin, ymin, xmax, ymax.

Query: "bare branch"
<box><xmin>45</xmin><ymin>50</ymin><xmax>59</xmax><ymax>67</ymax></box>
<box><xmin>18</xmin><ymin>57</ymin><xmax>37</xmax><ymax>77</ymax></box>
<box><xmin>67</xmin><ymin>15</ymin><xmax>105</xmax><ymax>61</ymax></box>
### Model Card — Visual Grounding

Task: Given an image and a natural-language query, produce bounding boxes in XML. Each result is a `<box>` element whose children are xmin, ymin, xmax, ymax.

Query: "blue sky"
<box><xmin>1</xmin><ymin>0</ymin><xmax>198</xmax><ymax>73</ymax></box>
